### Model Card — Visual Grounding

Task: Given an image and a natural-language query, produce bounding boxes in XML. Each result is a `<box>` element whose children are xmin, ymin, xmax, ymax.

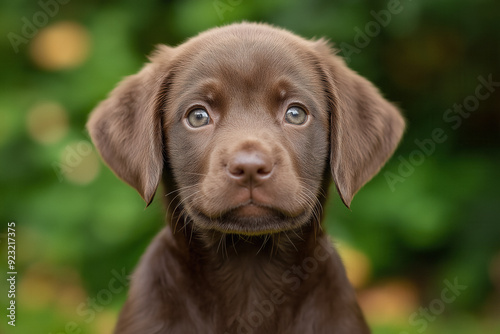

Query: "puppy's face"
<box><xmin>165</xmin><ymin>31</ymin><xmax>329</xmax><ymax>234</ymax></box>
<box><xmin>87</xmin><ymin>23</ymin><xmax>405</xmax><ymax>236</ymax></box>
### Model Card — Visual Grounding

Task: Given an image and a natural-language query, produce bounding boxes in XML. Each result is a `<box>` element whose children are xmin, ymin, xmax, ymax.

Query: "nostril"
<box><xmin>257</xmin><ymin>166</ymin><xmax>272</xmax><ymax>176</ymax></box>
<box><xmin>230</xmin><ymin>167</ymin><xmax>245</xmax><ymax>177</ymax></box>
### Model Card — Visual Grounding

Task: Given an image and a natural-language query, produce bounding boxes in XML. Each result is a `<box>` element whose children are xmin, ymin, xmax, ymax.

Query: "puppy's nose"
<box><xmin>227</xmin><ymin>151</ymin><xmax>273</xmax><ymax>187</ymax></box>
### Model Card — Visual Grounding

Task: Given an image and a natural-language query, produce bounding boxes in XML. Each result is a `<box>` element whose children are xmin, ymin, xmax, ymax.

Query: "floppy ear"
<box><xmin>314</xmin><ymin>41</ymin><xmax>405</xmax><ymax>208</ymax></box>
<box><xmin>87</xmin><ymin>47</ymin><xmax>172</xmax><ymax>206</ymax></box>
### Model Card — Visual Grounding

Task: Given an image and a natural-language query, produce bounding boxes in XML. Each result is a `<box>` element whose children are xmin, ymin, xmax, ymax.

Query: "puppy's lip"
<box><xmin>193</xmin><ymin>199</ymin><xmax>304</xmax><ymax>219</ymax></box>
<box><xmin>217</xmin><ymin>199</ymin><xmax>305</xmax><ymax>219</ymax></box>
<box><xmin>190</xmin><ymin>204</ymin><xmax>312</xmax><ymax>236</ymax></box>
<box><xmin>230</xmin><ymin>202</ymin><xmax>276</xmax><ymax>217</ymax></box>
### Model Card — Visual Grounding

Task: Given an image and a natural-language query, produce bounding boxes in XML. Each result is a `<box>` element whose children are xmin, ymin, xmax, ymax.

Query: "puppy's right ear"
<box><xmin>313</xmin><ymin>40</ymin><xmax>405</xmax><ymax>208</ymax></box>
<box><xmin>87</xmin><ymin>46</ymin><xmax>172</xmax><ymax>206</ymax></box>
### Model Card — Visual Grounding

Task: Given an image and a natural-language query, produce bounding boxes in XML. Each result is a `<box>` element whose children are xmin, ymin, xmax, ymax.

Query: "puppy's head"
<box><xmin>87</xmin><ymin>23</ymin><xmax>404</xmax><ymax>235</ymax></box>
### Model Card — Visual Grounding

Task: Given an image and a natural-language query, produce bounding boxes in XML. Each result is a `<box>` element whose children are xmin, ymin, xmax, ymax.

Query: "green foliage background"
<box><xmin>0</xmin><ymin>0</ymin><xmax>499</xmax><ymax>333</ymax></box>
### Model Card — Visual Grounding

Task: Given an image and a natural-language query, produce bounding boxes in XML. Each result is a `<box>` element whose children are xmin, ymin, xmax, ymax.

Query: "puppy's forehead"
<box><xmin>171</xmin><ymin>25</ymin><xmax>323</xmax><ymax>109</ymax></box>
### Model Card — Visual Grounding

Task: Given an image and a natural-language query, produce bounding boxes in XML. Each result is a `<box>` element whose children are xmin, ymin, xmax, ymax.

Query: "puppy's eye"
<box><xmin>187</xmin><ymin>108</ymin><xmax>210</xmax><ymax>128</ymax></box>
<box><xmin>285</xmin><ymin>106</ymin><xmax>307</xmax><ymax>125</ymax></box>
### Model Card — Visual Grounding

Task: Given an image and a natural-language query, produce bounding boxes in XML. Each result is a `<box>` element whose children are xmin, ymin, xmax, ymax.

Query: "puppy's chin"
<box><xmin>188</xmin><ymin>205</ymin><xmax>312</xmax><ymax>236</ymax></box>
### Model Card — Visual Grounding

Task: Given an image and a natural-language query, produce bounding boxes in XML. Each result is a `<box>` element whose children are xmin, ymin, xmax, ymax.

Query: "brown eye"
<box><xmin>187</xmin><ymin>108</ymin><xmax>210</xmax><ymax>128</ymax></box>
<box><xmin>285</xmin><ymin>106</ymin><xmax>307</xmax><ymax>125</ymax></box>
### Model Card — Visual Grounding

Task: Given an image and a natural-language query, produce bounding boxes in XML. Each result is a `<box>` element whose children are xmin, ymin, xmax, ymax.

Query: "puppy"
<box><xmin>87</xmin><ymin>22</ymin><xmax>404</xmax><ymax>334</ymax></box>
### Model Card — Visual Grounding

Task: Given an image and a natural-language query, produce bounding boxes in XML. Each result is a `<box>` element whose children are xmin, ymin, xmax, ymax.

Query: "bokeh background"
<box><xmin>1</xmin><ymin>0</ymin><xmax>499</xmax><ymax>333</ymax></box>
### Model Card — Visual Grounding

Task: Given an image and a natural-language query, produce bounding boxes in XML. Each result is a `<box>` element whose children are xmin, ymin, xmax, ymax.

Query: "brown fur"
<box><xmin>87</xmin><ymin>22</ymin><xmax>404</xmax><ymax>334</ymax></box>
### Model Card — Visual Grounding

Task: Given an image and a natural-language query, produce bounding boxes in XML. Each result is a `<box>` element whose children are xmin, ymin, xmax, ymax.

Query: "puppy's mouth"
<box><xmin>230</xmin><ymin>201</ymin><xmax>278</xmax><ymax>217</ymax></box>
<box><xmin>189</xmin><ymin>201</ymin><xmax>311</xmax><ymax>235</ymax></box>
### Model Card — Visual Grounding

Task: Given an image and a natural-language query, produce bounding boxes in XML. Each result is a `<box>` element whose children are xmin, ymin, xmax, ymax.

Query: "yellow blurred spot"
<box><xmin>337</xmin><ymin>242</ymin><xmax>372</xmax><ymax>288</ymax></box>
<box><xmin>57</xmin><ymin>283</ymin><xmax>88</xmax><ymax>317</ymax></box>
<box><xmin>94</xmin><ymin>310</ymin><xmax>119</xmax><ymax>334</ymax></box>
<box><xmin>30</xmin><ymin>21</ymin><xmax>90</xmax><ymax>70</ymax></box>
<box><xmin>18</xmin><ymin>263</ymin><xmax>86</xmax><ymax>316</ymax></box>
<box><xmin>358</xmin><ymin>279</ymin><xmax>419</xmax><ymax>325</ymax></box>
<box><xmin>60</xmin><ymin>141</ymin><xmax>100</xmax><ymax>185</ymax></box>
<box><xmin>18</xmin><ymin>270</ymin><xmax>57</xmax><ymax>310</ymax></box>
<box><xmin>27</xmin><ymin>101</ymin><xmax>68</xmax><ymax>144</ymax></box>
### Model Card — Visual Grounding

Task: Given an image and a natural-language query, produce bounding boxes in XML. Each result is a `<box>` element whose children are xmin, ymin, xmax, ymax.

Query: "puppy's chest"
<box><xmin>154</xmin><ymin>245</ymin><xmax>355</xmax><ymax>333</ymax></box>
<box><xmin>183</xmin><ymin>259</ymin><xmax>310</xmax><ymax>333</ymax></box>
<box><xmin>182</xmin><ymin>286</ymin><xmax>324</xmax><ymax>334</ymax></box>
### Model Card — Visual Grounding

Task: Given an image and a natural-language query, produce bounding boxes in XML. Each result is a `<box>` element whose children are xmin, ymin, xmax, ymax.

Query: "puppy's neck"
<box><xmin>203</xmin><ymin>227</ymin><xmax>319</xmax><ymax>260</ymax></box>
<box><xmin>171</xmin><ymin>214</ymin><xmax>323</xmax><ymax>261</ymax></box>
<box><xmin>170</xmin><ymin>219</ymin><xmax>334</xmax><ymax>325</ymax></box>
<box><xmin>171</xmin><ymin>215</ymin><xmax>334</xmax><ymax>289</ymax></box>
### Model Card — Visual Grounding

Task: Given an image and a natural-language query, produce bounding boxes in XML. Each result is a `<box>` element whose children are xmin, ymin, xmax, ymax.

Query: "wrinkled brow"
<box><xmin>270</xmin><ymin>77</ymin><xmax>322</xmax><ymax>115</ymax></box>
<box><xmin>175</xmin><ymin>79</ymin><xmax>225</xmax><ymax>117</ymax></box>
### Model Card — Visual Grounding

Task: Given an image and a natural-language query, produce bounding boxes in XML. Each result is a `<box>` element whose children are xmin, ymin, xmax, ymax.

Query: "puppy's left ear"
<box><xmin>87</xmin><ymin>46</ymin><xmax>172</xmax><ymax>206</ymax></box>
<box><xmin>313</xmin><ymin>40</ymin><xmax>405</xmax><ymax>208</ymax></box>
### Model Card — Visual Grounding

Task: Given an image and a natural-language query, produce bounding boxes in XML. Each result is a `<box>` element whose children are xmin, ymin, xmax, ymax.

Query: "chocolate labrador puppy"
<box><xmin>87</xmin><ymin>22</ymin><xmax>404</xmax><ymax>334</ymax></box>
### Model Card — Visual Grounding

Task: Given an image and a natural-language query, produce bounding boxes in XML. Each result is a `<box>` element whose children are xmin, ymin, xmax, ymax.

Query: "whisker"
<box><xmin>256</xmin><ymin>234</ymin><xmax>270</xmax><ymax>255</ymax></box>
<box><xmin>182</xmin><ymin>172</ymin><xmax>209</xmax><ymax>177</ymax></box>
<box><xmin>283</xmin><ymin>231</ymin><xmax>298</xmax><ymax>252</ymax></box>
<box><xmin>172</xmin><ymin>189</ymin><xmax>202</xmax><ymax>233</ymax></box>
<box><xmin>166</xmin><ymin>183</ymin><xmax>200</xmax><ymax>214</ymax></box>
<box><xmin>231</xmin><ymin>234</ymin><xmax>238</xmax><ymax>255</ymax></box>
<box><xmin>216</xmin><ymin>232</ymin><xmax>225</xmax><ymax>255</ymax></box>
<box><xmin>290</xmin><ymin>227</ymin><xmax>304</xmax><ymax>242</ymax></box>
